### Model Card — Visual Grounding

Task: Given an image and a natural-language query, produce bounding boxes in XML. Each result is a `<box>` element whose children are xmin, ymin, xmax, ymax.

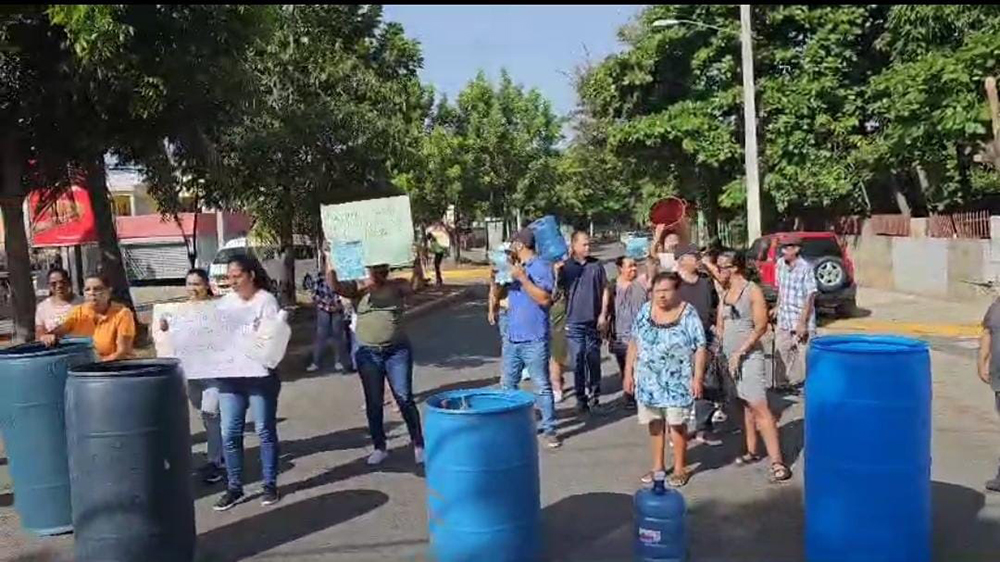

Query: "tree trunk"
<box><xmin>84</xmin><ymin>156</ymin><xmax>134</xmax><ymax>310</ymax></box>
<box><xmin>1</xmin><ymin>134</ymin><xmax>35</xmax><ymax>343</ymax></box>
<box><xmin>278</xmin><ymin>188</ymin><xmax>295</xmax><ymax>306</ymax></box>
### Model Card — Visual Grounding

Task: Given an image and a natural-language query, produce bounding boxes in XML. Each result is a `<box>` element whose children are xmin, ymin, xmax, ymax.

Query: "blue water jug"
<box><xmin>529</xmin><ymin>215</ymin><xmax>568</xmax><ymax>262</ymax></box>
<box><xmin>634</xmin><ymin>472</ymin><xmax>687</xmax><ymax>562</ymax></box>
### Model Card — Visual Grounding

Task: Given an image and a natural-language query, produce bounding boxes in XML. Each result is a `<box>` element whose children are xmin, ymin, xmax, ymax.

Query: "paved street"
<box><xmin>4</xmin><ymin>284</ymin><xmax>1000</xmax><ymax>562</ymax></box>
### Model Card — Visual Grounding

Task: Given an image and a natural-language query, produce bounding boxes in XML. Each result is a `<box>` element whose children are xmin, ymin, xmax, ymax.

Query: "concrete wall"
<box><xmin>844</xmin><ymin>217</ymin><xmax>1000</xmax><ymax>305</ymax></box>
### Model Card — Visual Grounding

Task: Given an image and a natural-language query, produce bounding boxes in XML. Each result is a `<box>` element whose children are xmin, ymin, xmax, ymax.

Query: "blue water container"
<box><xmin>424</xmin><ymin>389</ymin><xmax>541</xmax><ymax>562</ymax></box>
<box><xmin>529</xmin><ymin>215</ymin><xmax>569</xmax><ymax>262</ymax></box>
<box><xmin>805</xmin><ymin>335</ymin><xmax>931</xmax><ymax>562</ymax></box>
<box><xmin>634</xmin><ymin>472</ymin><xmax>686</xmax><ymax>562</ymax></box>
<box><xmin>0</xmin><ymin>338</ymin><xmax>95</xmax><ymax>535</ymax></box>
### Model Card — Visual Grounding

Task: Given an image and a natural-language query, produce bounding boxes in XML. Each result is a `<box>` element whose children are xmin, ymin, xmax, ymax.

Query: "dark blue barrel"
<box><xmin>424</xmin><ymin>389</ymin><xmax>541</xmax><ymax>562</ymax></box>
<box><xmin>529</xmin><ymin>215</ymin><xmax>568</xmax><ymax>262</ymax></box>
<box><xmin>634</xmin><ymin>473</ymin><xmax>686</xmax><ymax>561</ymax></box>
<box><xmin>0</xmin><ymin>338</ymin><xmax>94</xmax><ymax>535</ymax></box>
<box><xmin>805</xmin><ymin>335</ymin><xmax>930</xmax><ymax>562</ymax></box>
<box><xmin>66</xmin><ymin>359</ymin><xmax>195</xmax><ymax>562</ymax></box>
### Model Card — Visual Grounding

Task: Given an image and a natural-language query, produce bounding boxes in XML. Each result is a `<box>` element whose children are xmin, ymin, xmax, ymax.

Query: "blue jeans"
<box><xmin>501</xmin><ymin>339</ymin><xmax>557</xmax><ymax>434</ymax></box>
<box><xmin>567</xmin><ymin>322</ymin><xmax>602</xmax><ymax>402</ymax></box>
<box><xmin>218</xmin><ymin>374</ymin><xmax>280</xmax><ymax>492</ymax></box>
<box><xmin>312</xmin><ymin>309</ymin><xmax>352</xmax><ymax>371</ymax></box>
<box><xmin>356</xmin><ymin>341</ymin><xmax>424</xmax><ymax>451</ymax></box>
<box><xmin>497</xmin><ymin>310</ymin><xmax>509</xmax><ymax>351</ymax></box>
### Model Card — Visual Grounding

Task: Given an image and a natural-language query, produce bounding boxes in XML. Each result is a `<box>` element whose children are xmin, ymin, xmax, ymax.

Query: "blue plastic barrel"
<box><xmin>529</xmin><ymin>215</ymin><xmax>568</xmax><ymax>262</ymax></box>
<box><xmin>805</xmin><ymin>335</ymin><xmax>931</xmax><ymax>562</ymax></box>
<box><xmin>66</xmin><ymin>359</ymin><xmax>195</xmax><ymax>561</ymax></box>
<box><xmin>634</xmin><ymin>472</ymin><xmax>687</xmax><ymax>562</ymax></box>
<box><xmin>0</xmin><ymin>338</ymin><xmax>94</xmax><ymax>535</ymax></box>
<box><xmin>424</xmin><ymin>389</ymin><xmax>541</xmax><ymax>562</ymax></box>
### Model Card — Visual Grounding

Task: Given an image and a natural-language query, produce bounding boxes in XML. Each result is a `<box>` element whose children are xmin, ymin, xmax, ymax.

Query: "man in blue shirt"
<box><xmin>559</xmin><ymin>231</ymin><xmax>611</xmax><ymax>414</ymax></box>
<box><xmin>503</xmin><ymin>228</ymin><xmax>561</xmax><ymax>449</ymax></box>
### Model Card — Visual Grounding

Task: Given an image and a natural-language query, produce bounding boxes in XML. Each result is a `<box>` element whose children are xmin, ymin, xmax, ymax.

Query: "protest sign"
<box><xmin>152</xmin><ymin>300</ymin><xmax>269</xmax><ymax>379</ymax></box>
<box><xmin>321</xmin><ymin>195</ymin><xmax>414</xmax><ymax>268</ymax></box>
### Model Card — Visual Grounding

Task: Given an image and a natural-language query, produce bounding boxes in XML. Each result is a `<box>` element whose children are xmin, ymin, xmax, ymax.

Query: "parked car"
<box><xmin>749</xmin><ymin>232</ymin><xmax>857</xmax><ymax>317</ymax></box>
<box><xmin>209</xmin><ymin>235</ymin><xmax>319</xmax><ymax>295</ymax></box>
<box><xmin>619</xmin><ymin>230</ymin><xmax>648</xmax><ymax>245</ymax></box>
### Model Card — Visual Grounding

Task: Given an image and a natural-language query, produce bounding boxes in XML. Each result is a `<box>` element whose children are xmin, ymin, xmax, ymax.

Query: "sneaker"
<box><xmin>306</xmin><ymin>363</ymin><xmax>320</xmax><ymax>373</ymax></box>
<box><xmin>521</xmin><ymin>368</ymin><xmax>531</xmax><ymax>382</ymax></box>
<box><xmin>213</xmin><ymin>489</ymin><xmax>244</xmax><ymax>511</ymax></box>
<box><xmin>260</xmin><ymin>485</ymin><xmax>280</xmax><ymax>506</ymax></box>
<box><xmin>414</xmin><ymin>446</ymin><xmax>424</xmax><ymax>465</ymax></box>
<box><xmin>366</xmin><ymin>449</ymin><xmax>389</xmax><ymax>466</ymax></box>
<box><xmin>202</xmin><ymin>464</ymin><xmax>225</xmax><ymax>485</ymax></box>
<box><xmin>553</xmin><ymin>388</ymin><xmax>564</xmax><ymax>404</ymax></box>
<box><xmin>545</xmin><ymin>433</ymin><xmax>562</xmax><ymax>449</ymax></box>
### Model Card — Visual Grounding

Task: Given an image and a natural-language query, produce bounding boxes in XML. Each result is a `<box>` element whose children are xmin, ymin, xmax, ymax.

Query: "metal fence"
<box><xmin>869</xmin><ymin>214</ymin><xmax>911</xmax><ymax>237</ymax></box>
<box><xmin>928</xmin><ymin>210</ymin><xmax>991</xmax><ymax>239</ymax></box>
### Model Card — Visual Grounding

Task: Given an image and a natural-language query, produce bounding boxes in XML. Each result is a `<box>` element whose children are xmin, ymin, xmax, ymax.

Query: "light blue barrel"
<box><xmin>805</xmin><ymin>335</ymin><xmax>931</xmax><ymax>562</ymax></box>
<box><xmin>424</xmin><ymin>389</ymin><xmax>541</xmax><ymax>562</ymax></box>
<box><xmin>529</xmin><ymin>215</ymin><xmax>568</xmax><ymax>262</ymax></box>
<box><xmin>0</xmin><ymin>338</ymin><xmax>95</xmax><ymax>535</ymax></box>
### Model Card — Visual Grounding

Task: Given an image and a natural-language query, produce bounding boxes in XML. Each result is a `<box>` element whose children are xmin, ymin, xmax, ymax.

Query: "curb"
<box><xmin>404</xmin><ymin>284</ymin><xmax>483</xmax><ymax>322</ymax></box>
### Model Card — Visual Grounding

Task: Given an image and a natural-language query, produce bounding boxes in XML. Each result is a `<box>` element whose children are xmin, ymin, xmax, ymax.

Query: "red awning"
<box><xmin>29</xmin><ymin>185</ymin><xmax>98</xmax><ymax>247</ymax></box>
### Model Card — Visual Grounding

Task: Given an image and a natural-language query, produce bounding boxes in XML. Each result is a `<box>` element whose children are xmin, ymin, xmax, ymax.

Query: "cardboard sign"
<box><xmin>321</xmin><ymin>195</ymin><xmax>415</xmax><ymax>268</ymax></box>
<box><xmin>152</xmin><ymin>300</ymin><xmax>269</xmax><ymax>379</ymax></box>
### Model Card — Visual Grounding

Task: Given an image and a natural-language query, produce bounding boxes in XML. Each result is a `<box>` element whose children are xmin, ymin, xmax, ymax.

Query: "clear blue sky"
<box><xmin>383</xmin><ymin>5</ymin><xmax>644</xmax><ymax>117</ymax></box>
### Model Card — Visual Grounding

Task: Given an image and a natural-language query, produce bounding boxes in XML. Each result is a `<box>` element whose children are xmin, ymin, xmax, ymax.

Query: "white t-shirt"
<box><xmin>35</xmin><ymin>296</ymin><xmax>81</xmax><ymax>333</ymax></box>
<box><xmin>658</xmin><ymin>253</ymin><xmax>678</xmax><ymax>273</ymax></box>
<box><xmin>219</xmin><ymin>290</ymin><xmax>280</xmax><ymax>335</ymax></box>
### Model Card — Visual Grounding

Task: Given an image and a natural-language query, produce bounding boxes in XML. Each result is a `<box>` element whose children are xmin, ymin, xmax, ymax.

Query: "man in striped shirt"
<box><xmin>772</xmin><ymin>236</ymin><xmax>817</xmax><ymax>390</ymax></box>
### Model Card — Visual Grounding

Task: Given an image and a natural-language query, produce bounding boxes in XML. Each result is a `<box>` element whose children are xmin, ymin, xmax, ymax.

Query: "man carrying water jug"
<box><xmin>978</xmin><ymin>298</ymin><xmax>1000</xmax><ymax>491</ymax></box>
<box><xmin>559</xmin><ymin>231</ymin><xmax>611</xmax><ymax>415</ymax></box>
<box><xmin>503</xmin><ymin>228</ymin><xmax>562</xmax><ymax>449</ymax></box>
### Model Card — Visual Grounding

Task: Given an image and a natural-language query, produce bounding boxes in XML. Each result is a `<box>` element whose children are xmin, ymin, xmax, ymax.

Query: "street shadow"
<box><xmin>194</xmin><ymin>489</ymin><xmax>389</xmax><ymax>562</ymax></box>
<box><xmin>933</xmin><ymin>481</ymin><xmax>1000</xmax><ymax>560</ymax></box>
<box><xmin>0</xmin><ymin>492</ymin><xmax>11</xmax><ymax>508</ymax></box>
<box><xmin>688</xmin><ymin>485</ymin><xmax>804</xmax><ymax>561</ymax></box>
<box><xmin>543</xmin><ymin>492</ymin><xmax>633</xmax><ymax>561</ymax></box>
<box><xmin>280</xmin><ymin>443</ymin><xmax>422</xmax><ymax>498</ymax></box>
<box><xmin>191</xmin><ymin>424</ymin><xmax>399</xmax><ymax>500</ymax></box>
<box><xmin>817</xmin><ymin>306</ymin><xmax>873</xmax><ymax>326</ymax></box>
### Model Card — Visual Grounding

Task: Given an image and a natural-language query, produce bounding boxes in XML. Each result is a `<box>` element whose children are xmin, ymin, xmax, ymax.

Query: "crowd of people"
<box><xmin>28</xmin><ymin>218</ymin><xmax>820</xmax><ymax>512</ymax></box>
<box><xmin>488</xmin><ymin>223</ymin><xmax>816</xmax><ymax>486</ymax></box>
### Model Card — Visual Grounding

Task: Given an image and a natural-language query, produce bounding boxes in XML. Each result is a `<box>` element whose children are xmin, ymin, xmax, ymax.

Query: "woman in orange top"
<box><xmin>41</xmin><ymin>273</ymin><xmax>136</xmax><ymax>361</ymax></box>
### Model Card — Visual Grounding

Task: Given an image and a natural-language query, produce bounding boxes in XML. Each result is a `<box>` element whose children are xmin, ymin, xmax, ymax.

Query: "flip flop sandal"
<box><xmin>770</xmin><ymin>462</ymin><xmax>792</xmax><ymax>483</ymax></box>
<box><xmin>640</xmin><ymin>472</ymin><xmax>655</xmax><ymax>485</ymax></box>
<box><xmin>667</xmin><ymin>471</ymin><xmax>691</xmax><ymax>488</ymax></box>
<box><xmin>735</xmin><ymin>453</ymin><xmax>763</xmax><ymax>466</ymax></box>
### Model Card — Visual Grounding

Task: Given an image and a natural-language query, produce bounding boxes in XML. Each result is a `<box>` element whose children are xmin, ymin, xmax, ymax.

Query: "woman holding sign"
<box><xmin>212</xmin><ymin>255</ymin><xmax>284</xmax><ymax>511</ymax></box>
<box><xmin>327</xmin><ymin>259</ymin><xmax>425</xmax><ymax>467</ymax></box>
<box><xmin>155</xmin><ymin>268</ymin><xmax>226</xmax><ymax>486</ymax></box>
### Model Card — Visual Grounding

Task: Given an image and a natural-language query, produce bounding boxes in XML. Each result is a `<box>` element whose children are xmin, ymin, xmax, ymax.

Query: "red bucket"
<box><xmin>649</xmin><ymin>197</ymin><xmax>688</xmax><ymax>229</ymax></box>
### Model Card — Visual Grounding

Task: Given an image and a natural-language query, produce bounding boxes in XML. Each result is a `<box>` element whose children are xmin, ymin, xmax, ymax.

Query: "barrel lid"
<box><xmin>811</xmin><ymin>334</ymin><xmax>929</xmax><ymax>355</ymax></box>
<box><xmin>0</xmin><ymin>337</ymin><xmax>93</xmax><ymax>359</ymax></box>
<box><xmin>69</xmin><ymin>358</ymin><xmax>181</xmax><ymax>378</ymax></box>
<box><xmin>425</xmin><ymin>389</ymin><xmax>535</xmax><ymax>415</ymax></box>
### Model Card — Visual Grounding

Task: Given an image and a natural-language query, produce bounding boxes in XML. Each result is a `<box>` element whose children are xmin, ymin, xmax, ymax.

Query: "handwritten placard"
<box><xmin>321</xmin><ymin>195</ymin><xmax>415</xmax><ymax>267</ymax></box>
<box><xmin>331</xmin><ymin>240</ymin><xmax>368</xmax><ymax>281</ymax></box>
<box><xmin>625</xmin><ymin>236</ymin><xmax>651</xmax><ymax>260</ymax></box>
<box><xmin>152</xmin><ymin>300</ymin><xmax>269</xmax><ymax>379</ymax></box>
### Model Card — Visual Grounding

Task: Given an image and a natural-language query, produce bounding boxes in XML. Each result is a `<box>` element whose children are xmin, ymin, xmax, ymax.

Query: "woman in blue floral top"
<box><xmin>624</xmin><ymin>271</ymin><xmax>707</xmax><ymax>487</ymax></box>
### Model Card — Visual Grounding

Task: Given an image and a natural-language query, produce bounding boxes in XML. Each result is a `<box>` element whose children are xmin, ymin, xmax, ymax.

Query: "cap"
<box><xmin>673</xmin><ymin>243</ymin><xmax>700</xmax><ymax>261</ymax></box>
<box><xmin>510</xmin><ymin>228</ymin><xmax>535</xmax><ymax>250</ymax></box>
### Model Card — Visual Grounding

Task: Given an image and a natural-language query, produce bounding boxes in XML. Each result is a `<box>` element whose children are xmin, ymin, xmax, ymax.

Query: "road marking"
<box><xmin>823</xmin><ymin>318</ymin><xmax>981</xmax><ymax>338</ymax></box>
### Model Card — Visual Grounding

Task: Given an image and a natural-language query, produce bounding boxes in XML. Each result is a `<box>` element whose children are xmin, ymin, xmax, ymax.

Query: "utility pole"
<box><xmin>740</xmin><ymin>5</ymin><xmax>762</xmax><ymax>242</ymax></box>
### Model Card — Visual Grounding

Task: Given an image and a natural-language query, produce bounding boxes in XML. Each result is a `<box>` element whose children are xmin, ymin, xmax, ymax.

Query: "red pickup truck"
<box><xmin>749</xmin><ymin>232</ymin><xmax>857</xmax><ymax>318</ymax></box>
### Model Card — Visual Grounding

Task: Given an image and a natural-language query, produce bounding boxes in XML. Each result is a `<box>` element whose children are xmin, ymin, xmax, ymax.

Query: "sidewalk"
<box><xmin>823</xmin><ymin>287</ymin><xmax>986</xmax><ymax>338</ymax></box>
